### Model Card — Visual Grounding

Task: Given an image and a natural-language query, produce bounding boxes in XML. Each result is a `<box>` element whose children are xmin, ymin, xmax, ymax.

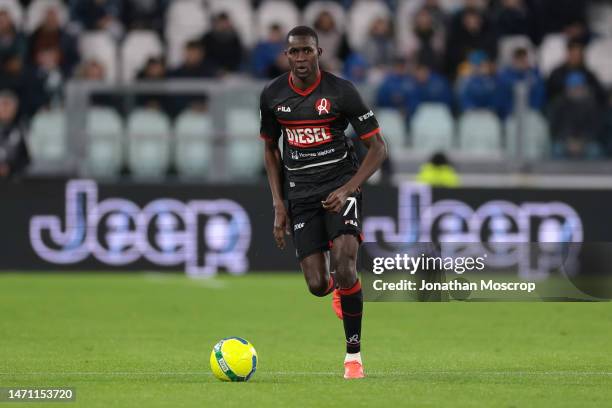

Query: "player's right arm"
<box><xmin>260</xmin><ymin>88</ymin><xmax>289</xmax><ymax>249</ymax></box>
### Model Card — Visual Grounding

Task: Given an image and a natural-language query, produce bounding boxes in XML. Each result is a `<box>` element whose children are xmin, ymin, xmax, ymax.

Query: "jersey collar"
<box><xmin>288</xmin><ymin>70</ymin><xmax>322</xmax><ymax>96</ymax></box>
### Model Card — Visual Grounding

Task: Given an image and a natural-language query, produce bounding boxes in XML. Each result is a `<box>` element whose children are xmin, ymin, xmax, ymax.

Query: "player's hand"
<box><xmin>273</xmin><ymin>204</ymin><xmax>290</xmax><ymax>250</ymax></box>
<box><xmin>322</xmin><ymin>185</ymin><xmax>353</xmax><ymax>213</ymax></box>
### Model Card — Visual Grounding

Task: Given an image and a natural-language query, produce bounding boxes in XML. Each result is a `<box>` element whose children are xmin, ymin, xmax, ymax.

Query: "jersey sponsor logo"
<box><xmin>315</xmin><ymin>98</ymin><xmax>331</xmax><ymax>115</ymax></box>
<box><xmin>358</xmin><ymin>110</ymin><xmax>374</xmax><ymax>122</ymax></box>
<box><xmin>284</xmin><ymin>126</ymin><xmax>332</xmax><ymax>148</ymax></box>
<box><xmin>277</xmin><ymin>105</ymin><xmax>291</xmax><ymax>112</ymax></box>
<box><xmin>289</xmin><ymin>147</ymin><xmax>336</xmax><ymax>160</ymax></box>
<box><xmin>294</xmin><ymin>222</ymin><xmax>305</xmax><ymax>231</ymax></box>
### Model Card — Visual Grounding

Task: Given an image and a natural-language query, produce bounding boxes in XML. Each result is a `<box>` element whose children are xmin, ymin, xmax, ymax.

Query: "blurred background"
<box><xmin>0</xmin><ymin>0</ymin><xmax>611</xmax><ymax>274</ymax></box>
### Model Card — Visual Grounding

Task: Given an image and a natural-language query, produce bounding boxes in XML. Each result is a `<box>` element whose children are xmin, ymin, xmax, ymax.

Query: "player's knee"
<box><xmin>306</xmin><ymin>275</ymin><xmax>329</xmax><ymax>297</ymax></box>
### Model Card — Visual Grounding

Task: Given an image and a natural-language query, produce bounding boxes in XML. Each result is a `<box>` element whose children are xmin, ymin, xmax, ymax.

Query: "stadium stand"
<box><xmin>174</xmin><ymin>110</ymin><xmax>214</xmax><ymax>178</ymax></box>
<box><xmin>0</xmin><ymin>0</ymin><xmax>610</xmax><ymax>182</ymax></box>
<box><xmin>126</xmin><ymin>108</ymin><xmax>171</xmax><ymax>178</ymax></box>
<box><xmin>410</xmin><ymin>103</ymin><xmax>454</xmax><ymax>152</ymax></box>
<box><xmin>85</xmin><ymin>107</ymin><xmax>123</xmax><ymax>177</ymax></box>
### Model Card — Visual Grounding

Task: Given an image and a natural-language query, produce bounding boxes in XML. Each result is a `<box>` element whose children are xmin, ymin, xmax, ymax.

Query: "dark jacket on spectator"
<box><xmin>547</xmin><ymin>64</ymin><xmax>606</xmax><ymax>106</ymax></box>
<box><xmin>0</xmin><ymin>119</ymin><xmax>29</xmax><ymax>178</ymax></box>
<box><xmin>28</xmin><ymin>28</ymin><xmax>80</xmax><ymax>77</ymax></box>
<box><xmin>200</xmin><ymin>29</ymin><xmax>243</xmax><ymax>72</ymax></box>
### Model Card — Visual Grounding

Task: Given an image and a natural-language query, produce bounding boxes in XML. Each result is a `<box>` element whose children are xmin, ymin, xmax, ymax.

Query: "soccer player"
<box><xmin>260</xmin><ymin>26</ymin><xmax>387</xmax><ymax>379</ymax></box>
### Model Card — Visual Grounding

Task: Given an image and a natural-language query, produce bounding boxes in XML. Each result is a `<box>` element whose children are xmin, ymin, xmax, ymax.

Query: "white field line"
<box><xmin>142</xmin><ymin>272</ymin><xmax>227</xmax><ymax>289</ymax></box>
<box><xmin>0</xmin><ymin>371</ymin><xmax>611</xmax><ymax>377</ymax></box>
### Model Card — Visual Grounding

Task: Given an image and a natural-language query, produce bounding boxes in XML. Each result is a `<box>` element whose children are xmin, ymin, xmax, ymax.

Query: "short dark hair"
<box><xmin>186</xmin><ymin>39</ymin><xmax>202</xmax><ymax>49</ymax></box>
<box><xmin>567</xmin><ymin>38</ymin><xmax>584</xmax><ymax>51</ymax></box>
<box><xmin>286</xmin><ymin>25</ymin><xmax>319</xmax><ymax>46</ymax></box>
<box><xmin>512</xmin><ymin>47</ymin><xmax>528</xmax><ymax>59</ymax></box>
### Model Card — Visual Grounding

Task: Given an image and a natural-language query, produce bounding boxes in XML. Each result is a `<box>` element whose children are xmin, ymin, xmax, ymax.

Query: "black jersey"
<box><xmin>260</xmin><ymin>71</ymin><xmax>380</xmax><ymax>200</ymax></box>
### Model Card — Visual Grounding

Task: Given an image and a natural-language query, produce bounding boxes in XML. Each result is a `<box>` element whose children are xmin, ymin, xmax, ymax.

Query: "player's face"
<box><xmin>285</xmin><ymin>35</ymin><xmax>321</xmax><ymax>80</ymax></box>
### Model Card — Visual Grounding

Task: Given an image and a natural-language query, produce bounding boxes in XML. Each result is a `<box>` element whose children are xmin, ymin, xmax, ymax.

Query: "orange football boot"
<box><xmin>332</xmin><ymin>289</ymin><xmax>343</xmax><ymax>319</ymax></box>
<box><xmin>343</xmin><ymin>360</ymin><xmax>365</xmax><ymax>379</ymax></box>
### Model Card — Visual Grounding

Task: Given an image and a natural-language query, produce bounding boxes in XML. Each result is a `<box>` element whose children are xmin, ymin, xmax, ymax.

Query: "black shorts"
<box><xmin>288</xmin><ymin>190</ymin><xmax>363</xmax><ymax>261</ymax></box>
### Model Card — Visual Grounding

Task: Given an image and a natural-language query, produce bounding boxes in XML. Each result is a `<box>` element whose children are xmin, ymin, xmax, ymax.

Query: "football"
<box><xmin>210</xmin><ymin>337</ymin><xmax>258</xmax><ymax>382</ymax></box>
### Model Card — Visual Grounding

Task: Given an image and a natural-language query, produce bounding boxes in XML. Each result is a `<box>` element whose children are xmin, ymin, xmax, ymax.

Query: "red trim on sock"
<box><xmin>342</xmin><ymin>311</ymin><xmax>363</xmax><ymax>317</ymax></box>
<box><xmin>338</xmin><ymin>280</ymin><xmax>361</xmax><ymax>296</ymax></box>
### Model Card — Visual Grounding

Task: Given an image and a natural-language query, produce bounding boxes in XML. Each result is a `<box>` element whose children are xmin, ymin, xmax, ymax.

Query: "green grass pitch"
<box><xmin>1</xmin><ymin>272</ymin><xmax>611</xmax><ymax>407</ymax></box>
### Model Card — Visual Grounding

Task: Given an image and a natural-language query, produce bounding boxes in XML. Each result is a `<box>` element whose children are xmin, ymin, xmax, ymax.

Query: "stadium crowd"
<box><xmin>1</xmin><ymin>0</ymin><xmax>612</xmax><ymax>179</ymax></box>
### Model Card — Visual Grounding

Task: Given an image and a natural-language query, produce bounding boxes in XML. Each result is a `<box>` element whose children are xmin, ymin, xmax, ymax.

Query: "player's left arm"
<box><xmin>323</xmin><ymin>82</ymin><xmax>387</xmax><ymax>213</ymax></box>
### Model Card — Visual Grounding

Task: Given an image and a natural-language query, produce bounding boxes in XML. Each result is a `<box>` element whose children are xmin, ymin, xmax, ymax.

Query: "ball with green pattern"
<box><xmin>210</xmin><ymin>337</ymin><xmax>258</xmax><ymax>382</ymax></box>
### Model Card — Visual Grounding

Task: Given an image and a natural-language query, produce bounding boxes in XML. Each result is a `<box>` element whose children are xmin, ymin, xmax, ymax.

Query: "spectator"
<box><xmin>376</xmin><ymin>57</ymin><xmax>412</xmax><ymax>113</ymax></box>
<box><xmin>251</xmin><ymin>24</ymin><xmax>285</xmax><ymax>78</ymax></box>
<box><xmin>0</xmin><ymin>90</ymin><xmax>29</xmax><ymax>180</ymax></box>
<box><xmin>0</xmin><ymin>52</ymin><xmax>26</xmax><ymax>96</ymax></box>
<box><xmin>498</xmin><ymin>47</ymin><xmax>545</xmax><ymax>117</ymax></box>
<box><xmin>0</xmin><ymin>9</ymin><xmax>26</xmax><ymax>62</ymax></box>
<box><xmin>313</xmin><ymin>10</ymin><xmax>350</xmax><ymax>72</ymax></box>
<box><xmin>70</xmin><ymin>0</ymin><xmax>123</xmax><ymax>40</ymax></box>
<box><xmin>408</xmin><ymin>60</ymin><xmax>453</xmax><ymax>113</ymax></box>
<box><xmin>25</xmin><ymin>46</ymin><xmax>64</xmax><ymax>116</ymax></box>
<box><xmin>77</xmin><ymin>59</ymin><xmax>106</xmax><ymax>81</ymax></box>
<box><xmin>342</xmin><ymin>52</ymin><xmax>369</xmax><ymax>83</ymax></box>
<box><xmin>28</xmin><ymin>5</ymin><xmax>80</xmax><ymax>77</ymax></box>
<box><xmin>446</xmin><ymin>7</ymin><xmax>497</xmax><ymax>77</ymax></box>
<box><xmin>200</xmin><ymin>12</ymin><xmax>243</xmax><ymax>73</ymax></box>
<box><xmin>76</xmin><ymin>59</ymin><xmax>117</xmax><ymax>109</ymax></box>
<box><xmin>122</xmin><ymin>0</ymin><xmax>168</xmax><ymax>33</ymax></box>
<box><xmin>402</xmin><ymin>7</ymin><xmax>446</xmax><ymax>73</ymax></box>
<box><xmin>416</xmin><ymin>152</ymin><xmax>460</xmax><ymax>187</ymax></box>
<box><xmin>547</xmin><ymin>39</ymin><xmax>605</xmax><ymax>106</ymax></box>
<box><xmin>548</xmin><ymin>72</ymin><xmax>603</xmax><ymax>159</ymax></box>
<box><xmin>493</xmin><ymin>0</ymin><xmax>535</xmax><ymax>40</ymax></box>
<box><xmin>528</xmin><ymin>0</ymin><xmax>589</xmax><ymax>44</ymax></box>
<box><xmin>168</xmin><ymin>41</ymin><xmax>212</xmax><ymax>114</ymax></box>
<box><xmin>361</xmin><ymin>17</ymin><xmax>394</xmax><ymax>68</ymax></box>
<box><xmin>136</xmin><ymin>56</ymin><xmax>170</xmax><ymax>113</ymax></box>
<box><xmin>169</xmin><ymin>40</ymin><xmax>217</xmax><ymax>78</ymax></box>
<box><xmin>457</xmin><ymin>50</ymin><xmax>503</xmax><ymax>116</ymax></box>
<box><xmin>420</xmin><ymin>0</ymin><xmax>448</xmax><ymax>30</ymax></box>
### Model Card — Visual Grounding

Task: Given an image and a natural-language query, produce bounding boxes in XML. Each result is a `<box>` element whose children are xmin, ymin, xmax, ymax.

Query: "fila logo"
<box><xmin>345</xmin><ymin>219</ymin><xmax>358</xmax><ymax>227</ymax></box>
<box><xmin>285</xmin><ymin>126</ymin><xmax>332</xmax><ymax>148</ymax></box>
<box><xmin>294</xmin><ymin>222</ymin><xmax>305</xmax><ymax>231</ymax></box>
<box><xmin>277</xmin><ymin>105</ymin><xmax>291</xmax><ymax>112</ymax></box>
<box><xmin>315</xmin><ymin>98</ymin><xmax>331</xmax><ymax>115</ymax></box>
<box><xmin>358</xmin><ymin>110</ymin><xmax>374</xmax><ymax>122</ymax></box>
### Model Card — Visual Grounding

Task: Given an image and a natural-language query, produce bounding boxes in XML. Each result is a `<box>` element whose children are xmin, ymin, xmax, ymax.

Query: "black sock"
<box><xmin>338</xmin><ymin>280</ymin><xmax>363</xmax><ymax>354</ymax></box>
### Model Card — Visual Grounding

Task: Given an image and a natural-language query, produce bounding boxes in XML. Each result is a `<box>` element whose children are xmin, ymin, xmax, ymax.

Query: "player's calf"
<box><xmin>301</xmin><ymin>252</ymin><xmax>335</xmax><ymax>297</ymax></box>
